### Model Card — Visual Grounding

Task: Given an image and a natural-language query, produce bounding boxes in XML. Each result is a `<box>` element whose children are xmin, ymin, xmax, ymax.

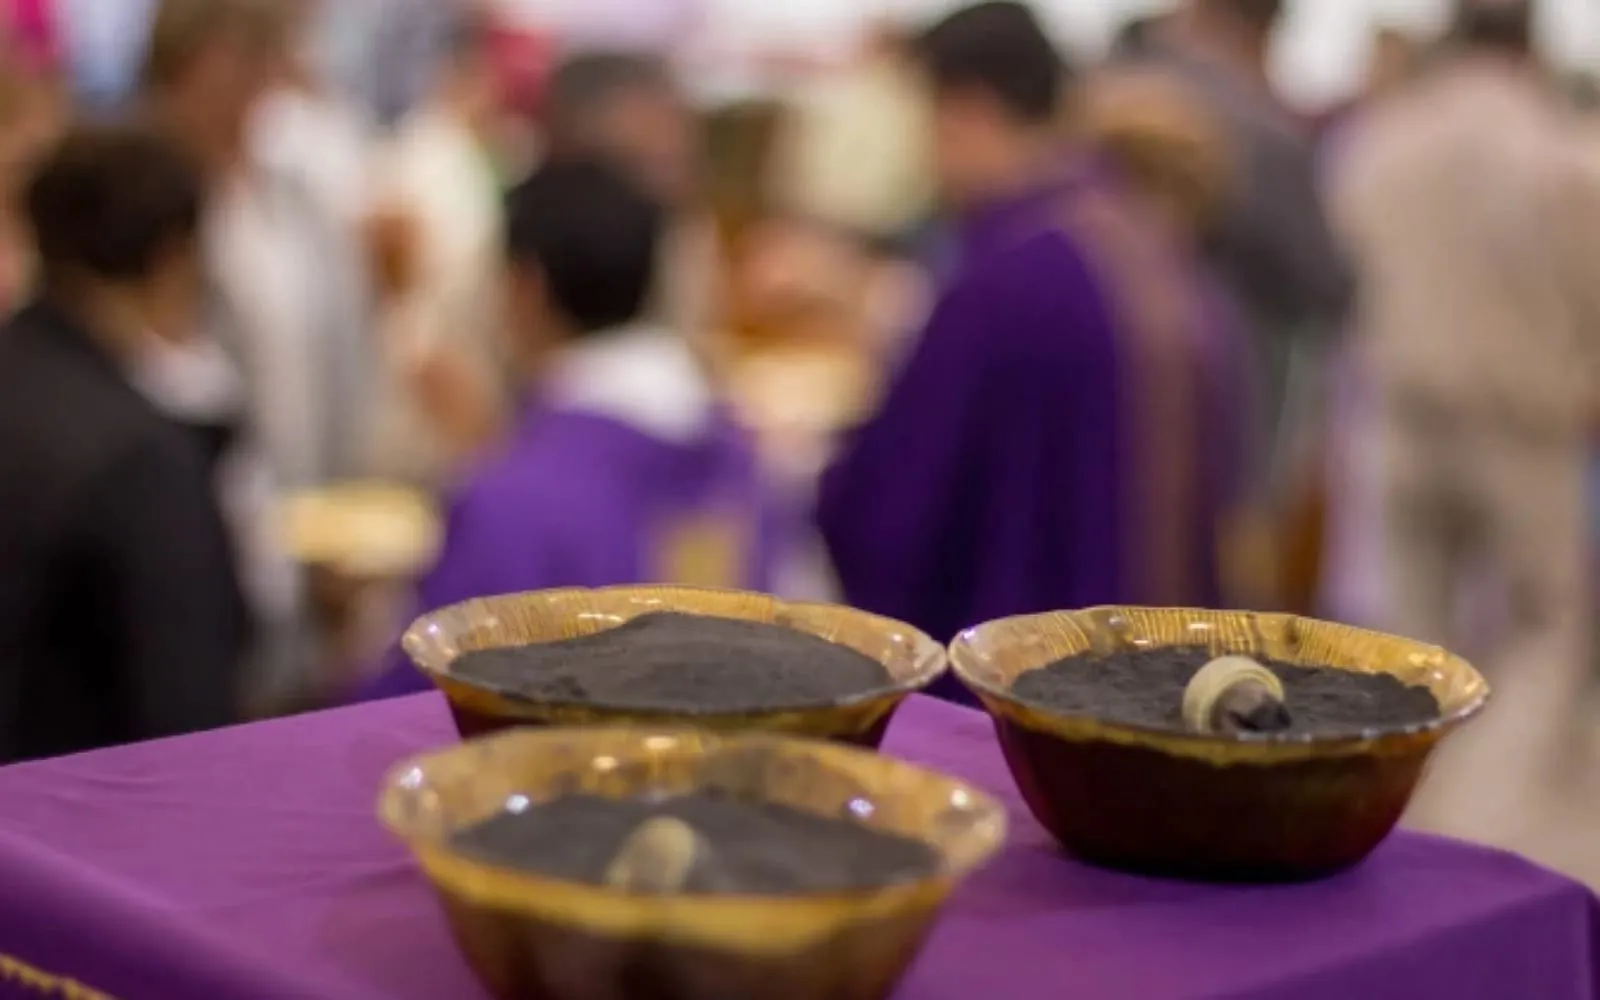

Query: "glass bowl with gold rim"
<box><xmin>949</xmin><ymin>607</ymin><xmax>1489</xmax><ymax>882</ymax></box>
<box><xmin>378</xmin><ymin>726</ymin><xmax>1007</xmax><ymax>1000</ymax></box>
<box><xmin>279</xmin><ymin>481</ymin><xmax>440</xmax><ymax>578</ymax></box>
<box><xmin>402</xmin><ymin>586</ymin><xmax>946</xmax><ymax>747</ymax></box>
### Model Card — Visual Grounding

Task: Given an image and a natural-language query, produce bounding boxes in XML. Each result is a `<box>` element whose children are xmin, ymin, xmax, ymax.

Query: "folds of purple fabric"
<box><xmin>0</xmin><ymin>827</ymin><xmax>388</xmax><ymax>1000</ymax></box>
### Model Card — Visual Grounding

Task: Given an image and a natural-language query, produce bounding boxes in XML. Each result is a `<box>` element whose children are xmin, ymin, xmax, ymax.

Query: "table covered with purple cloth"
<box><xmin>0</xmin><ymin>694</ymin><xmax>1594</xmax><ymax>1000</ymax></box>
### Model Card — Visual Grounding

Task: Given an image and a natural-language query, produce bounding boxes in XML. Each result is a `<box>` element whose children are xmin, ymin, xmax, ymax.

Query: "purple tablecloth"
<box><xmin>0</xmin><ymin>695</ymin><xmax>1594</xmax><ymax>1000</ymax></box>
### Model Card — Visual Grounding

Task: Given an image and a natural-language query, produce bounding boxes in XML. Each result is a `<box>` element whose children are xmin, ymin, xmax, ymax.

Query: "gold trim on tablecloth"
<box><xmin>0</xmin><ymin>954</ymin><xmax>114</xmax><ymax>1000</ymax></box>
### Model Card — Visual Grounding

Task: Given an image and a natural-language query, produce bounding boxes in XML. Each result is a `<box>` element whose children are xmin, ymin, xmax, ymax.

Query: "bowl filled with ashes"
<box><xmin>378</xmin><ymin>726</ymin><xmax>1006</xmax><ymax>1000</ymax></box>
<box><xmin>402</xmin><ymin>586</ymin><xmax>946</xmax><ymax>747</ymax></box>
<box><xmin>950</xmin><ymin>607</ymin><xmax>1489</xmax><ymax>882</ymax></box>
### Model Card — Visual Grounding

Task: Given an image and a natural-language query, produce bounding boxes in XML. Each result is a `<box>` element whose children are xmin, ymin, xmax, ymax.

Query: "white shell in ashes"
<box><xmin>603</xmin><ymin>816</ymin><xmax>703</xmax><ymax>893</ymax></box>
<box><xmin>1182</xmin><ymin>656</ymin><xmax>1287</xmax><ymax>734</ymax></box>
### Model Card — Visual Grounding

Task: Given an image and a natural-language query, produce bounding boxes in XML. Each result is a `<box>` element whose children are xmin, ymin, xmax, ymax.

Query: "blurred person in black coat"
<box><xmin>0</xmin><ymin>123</ymin><xmax>248</xmax><ymax>763</ymax></box>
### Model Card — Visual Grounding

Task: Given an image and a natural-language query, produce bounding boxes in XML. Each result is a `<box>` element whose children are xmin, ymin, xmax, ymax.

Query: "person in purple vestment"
<box><xmin>817</xmin><ymin>2</ymin><xmax>1238</xmax><ymax>700</ymax></box>
<box><xmin>356</xmin><ymin>159</ymin><xmax>792</xmax><ymax>701</ymax></box>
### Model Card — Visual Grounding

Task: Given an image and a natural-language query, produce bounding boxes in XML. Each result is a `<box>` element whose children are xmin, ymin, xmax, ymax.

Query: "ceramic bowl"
<box><xmin>378</xmin><ymin>726</ymin><xmax>1006</xmax><ymax>1000</ymax></box>
<box><xmin>950</xmin><ymin>607</ymin><xmax>1489</xmax><ymax>881</ymax></box>
<box><xmin>403</xmin><ymin>586</ymin><xmax>946</xmax><ymax>747</ymax></box>
<box><xmin>280</xmin><ymin>481</ymin><xmax>440</xmax><ymax>578</ymax></box>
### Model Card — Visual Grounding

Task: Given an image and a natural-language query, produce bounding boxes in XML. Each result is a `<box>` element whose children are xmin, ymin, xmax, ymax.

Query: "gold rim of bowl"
<box><xmin>949</xmin><ymin>606</ymin><xmax>1491</xmax><ymax>765</ymax></box>
<box><xmin>401</xmin><ymin>585</ymin><xmax>949</xmax><ymax>718</ymax></box>
<box><xmin>376</xmin><ymin>726</ymin><xmax>1008</xmax><ymax>954</ymax></box>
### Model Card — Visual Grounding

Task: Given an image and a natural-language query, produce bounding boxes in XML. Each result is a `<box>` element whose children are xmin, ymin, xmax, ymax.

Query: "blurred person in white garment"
<box><xmin>364</xmin><ymin>9</ymin><xmax>508</xmax><ymax>488</ymax></box>
<box><xmin>144</xmin><ymin>0</ymin><xmax>370</xmax><ymax>492</ymax></box>
<box><xmin>252</xmin><ymin>0</ymin><xmax>376</xmax><ymax>238</ymax></box>
<box><xmin>1334</xmin><ymin>0</ymin><xmax>1600</xmax><ymax>840</ymax></box>
<box><xmin>142</xmin><ymin>0</ymin><xmax>372</xmax><ymax>706</ymax></box>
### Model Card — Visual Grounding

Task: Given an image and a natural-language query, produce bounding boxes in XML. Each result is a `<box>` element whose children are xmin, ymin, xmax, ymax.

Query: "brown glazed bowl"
<box><xmin>402</xmin><ymin>586</ymin><xmax>946</xmax><ymax>747</ymax></box>
<box><xmin>950</xmin><ymin>607</ymin><xmax>1490</xmax><ymax>882</ymax></box>
<box><xmin>378</xmin><ymin>727</ymin><xmax>1006</xmax><ymax>1000</ymax></box>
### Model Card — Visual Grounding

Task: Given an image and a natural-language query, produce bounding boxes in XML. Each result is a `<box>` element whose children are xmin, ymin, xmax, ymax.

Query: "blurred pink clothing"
<box><xmin>4</xmin><ymin>0</ymin><xmax>58</xmax><ymax>71</ymax></box>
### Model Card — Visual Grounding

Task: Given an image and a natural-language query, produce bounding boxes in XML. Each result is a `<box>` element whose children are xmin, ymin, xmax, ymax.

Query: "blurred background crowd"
<box><xmin>2</xmin><ymin>0</ymin><xmax>1600</xmax><ymax>881</ymax></box>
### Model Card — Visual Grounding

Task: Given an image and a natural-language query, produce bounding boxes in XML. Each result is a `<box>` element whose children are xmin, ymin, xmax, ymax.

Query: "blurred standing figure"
<box><xmin>818</xmin><ymin>3</ymin><xmax>1232</xmax><ymax>698</ymax></box>
<box><xmin>0</xmin><ymin>125</ymin><xmax>247</xmax><ymax>762</ymax></box>
<box><xmin>1334</xmin><ymin>1</ymin><xmax>1600</xmax><ymax>795</ymax></box>
<box><xmin>1143</xmin><ymin>0</ymin><xmax>1351</xmax><ymax>504</ymax></box>
<box><xmin>143</xmin><ymin>0</ymin><xmax>370</xmax><ymax>492</ymax></box>
<box><xmin>1315</xmin><ymin>26</ymin><xmax>1427</xmax><ymax>628</ymax></box>
<box><xmin>252</xmin><ymin>0</ymin><xmax>376</xmax><ymax>237</ymax></box>
<box><xmin>542</xmin><ymin>52</ymin><xmax>719</xmax><ymax>359</ymax></box>
<box><xmin>365</xmin><ymin>11</ymin><xmax>508</xmax><ymax>487</ymax></box>
<box><xmin>141</xmin><ymin>0</ymin><xmax>370</xmax><ymax>705</ymax></box>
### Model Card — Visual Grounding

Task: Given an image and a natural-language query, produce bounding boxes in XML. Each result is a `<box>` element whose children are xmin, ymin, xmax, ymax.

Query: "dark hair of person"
<box><xmin>27</xmin><ymin>123</ymin><xmax>204</xmax><ymax>285</ymax></box>
<box><xmin>504</xmin><ymin>159</ymin><xmax>662</xmax><ymax>335</ymax></box>
<box><xmin>913</xmin><ymin>1</ymin><xmax>1069</xmax><ymax>125</ymax></box>
<box><xmin>542</xmin><ymin>51</ymin><xmax>676</xmax><ymax>153</ymax></box>
<box><xmin>1453</xmin><ymin>0</ymin><xmax>1534</xmax><ymax>55</ymax></box>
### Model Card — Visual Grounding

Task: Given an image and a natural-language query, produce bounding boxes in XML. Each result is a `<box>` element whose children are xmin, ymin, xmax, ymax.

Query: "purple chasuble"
<box><xmin>356</xmin><ymin>404</ymin><xmax>789</xmax><ymax>701</ymax></box>
<box><xmin>818</xmin><ymin>157</ymin><xmax>1236</xmax><ymax>701</ymax></box>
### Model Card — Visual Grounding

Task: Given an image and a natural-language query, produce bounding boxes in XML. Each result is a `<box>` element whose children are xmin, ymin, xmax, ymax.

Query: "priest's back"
<box><xmin>819</xmin><ymin>4</ymin><xmax>1235</xmax><ymax>663</ymax></box>
<box><xmin>818</xmin><ymin>163</ymin><xmax>1232</xmax><ymax>654</ymax></box>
